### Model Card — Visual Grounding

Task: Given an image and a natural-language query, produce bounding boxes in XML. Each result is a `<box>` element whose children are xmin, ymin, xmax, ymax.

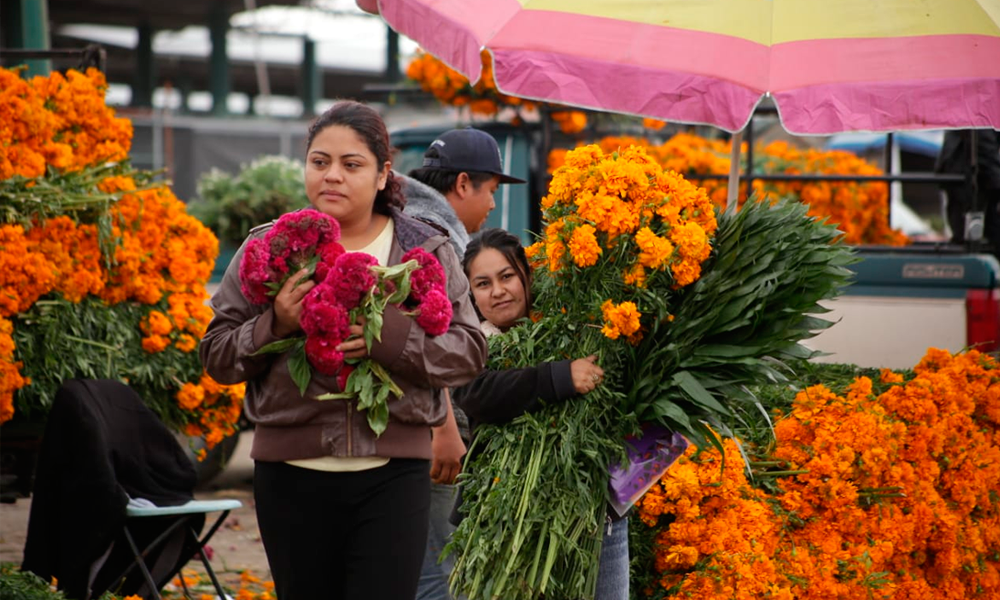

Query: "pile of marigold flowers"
<box><xmin>0</xmin><ymin>66</ymin><xmax>242</xmax><ymax>449</ymax></box>
<box><xmin>166</xmin><ymin>568</ymin><xmax>274</xmax><ymax>600</ymax></box>
<box><xmin>634</xmin><ymin>348</ymin><xmax>1000</xmax><ymax>600</ymax></box>
<box><xmin>406</xmin><ymin>49</ymin><xmax>588</xmax><ymax>134</ymax></box>
<box><xmin>549</xmin><ymin>133</ymin><xmax>907</xmax><ymax>246</ymax></box>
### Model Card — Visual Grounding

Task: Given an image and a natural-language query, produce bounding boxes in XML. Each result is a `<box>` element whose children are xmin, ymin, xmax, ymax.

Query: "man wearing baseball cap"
<box><xmin>403</xmin><ymin>127</ymin><xmax>526</xmax><ymax>256</ymax></box>
<box><xmin>399</xmin><ymin>127</ymin><xmax>524</xmax><ymax>600</ymax></box>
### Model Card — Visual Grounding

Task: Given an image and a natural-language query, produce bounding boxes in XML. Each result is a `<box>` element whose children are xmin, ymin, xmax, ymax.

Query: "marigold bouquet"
<box><xmin>1</xmin><ymin>66</ymin><xmax>241</xmax><ymax>449</ymax></box>
<box><xmin>447</xmin><ymin>144</ymin><xmax>854</xmax><ymax>599</ymax></box>
<box><xmin>240</xmin><ymin>210</ymin><xmax>452</xmax><ymax>435</ymax></box>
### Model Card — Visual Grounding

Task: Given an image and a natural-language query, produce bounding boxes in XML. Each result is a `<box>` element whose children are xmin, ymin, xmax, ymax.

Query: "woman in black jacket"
<box><xmin>452</xmin><ymin>228</ymin><xmax>629</xmax><ymax>600</ymax></box>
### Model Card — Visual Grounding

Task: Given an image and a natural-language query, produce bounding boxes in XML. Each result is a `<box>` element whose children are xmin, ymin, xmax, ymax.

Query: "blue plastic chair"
<box><xmin>119</xmin><ymin>499</ymin><xmax>243</xmax><ymax>600</ymax></box>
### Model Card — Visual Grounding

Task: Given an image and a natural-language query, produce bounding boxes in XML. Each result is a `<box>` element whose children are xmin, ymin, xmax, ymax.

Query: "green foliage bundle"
<box><xmin>448</xmin><ymin>190</ymin><xmax>855</xmax><ymax>599</ymax></box>
<box><xmin>628</xmin><ymin>197</ymin><xmax>859</xmax><ymax>446</ymax></box>
<box><xmin>188</xmin><ymin>155</ymin><xmax>309</xmax><ymax>247</ymax></box>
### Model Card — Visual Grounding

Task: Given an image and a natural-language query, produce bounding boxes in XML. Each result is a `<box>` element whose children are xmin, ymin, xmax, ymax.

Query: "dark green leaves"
<box><xmin>287</xmin><ymin>342</ymin><xmax>311</xmax><ymax>396</ymax></box>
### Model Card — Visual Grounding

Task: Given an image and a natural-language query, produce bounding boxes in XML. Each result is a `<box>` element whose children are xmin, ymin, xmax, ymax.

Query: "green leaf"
<box><xmin>366</xmin><ymin>310</ymin><xmax>384</xmax><ymax>347</ymax></box>
<box><xmin>672</xmin><ymin>370</ymin><xmax>733</xmax><ymax>417</ymax></box>
<box><xmin>250</xmin><ymin>336</ymin><xmax>304</xmax><ymax>356</ymax></box>
<box><xmin>376</xmin><ymin>258</ymin><xmax>418</xmax><ymax>279</ymax></box>
<box><xmin>367</xmin><ymin>401</ymin><xmax>390</xmax><ymax>437</ymax></box>
<box><xmin>694</xmin><ymin>344</ymin><xmax>763</xmax><ymax>358</ymax></box>
<box><xmin>287</xmin><ymin>342</ymin><xmax>311</xmax><ymax>396</ymax></box>
<box><xmin>642</xmin><ymin>398</ymin><xmax>693</xmax><ymax>430</ymax></box>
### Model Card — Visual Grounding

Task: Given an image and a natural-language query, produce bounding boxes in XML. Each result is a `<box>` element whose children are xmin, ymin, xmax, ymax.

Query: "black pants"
<box><xmin>254</xmin><ymin>459</ymin><xmax>431</xmax><ymax>600</ymax></box>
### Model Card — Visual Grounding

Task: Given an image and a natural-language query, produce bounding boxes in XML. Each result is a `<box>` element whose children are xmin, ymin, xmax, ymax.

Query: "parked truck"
<box><xmin>807</xmin><ymin>248</ymin><xmax>999</xmax><ymax>369</ymax></box>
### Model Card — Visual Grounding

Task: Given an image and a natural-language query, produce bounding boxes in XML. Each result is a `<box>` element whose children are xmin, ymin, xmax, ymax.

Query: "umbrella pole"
<box><xmin>727</xmin><ymin>130</ymin><xmax>743</xmax><ymax>207</ymax></box>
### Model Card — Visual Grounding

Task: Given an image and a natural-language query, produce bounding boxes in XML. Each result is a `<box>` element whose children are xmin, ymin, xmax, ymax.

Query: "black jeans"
<box><xmin>254</xmin><ymin>459</ymin><xmax>431</xmax><ymax>600</ymax></box>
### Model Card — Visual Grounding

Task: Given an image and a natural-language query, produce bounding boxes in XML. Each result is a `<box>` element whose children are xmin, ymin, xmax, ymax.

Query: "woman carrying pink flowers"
<box><xmin>200</xmin><ymin>101</ymin><xmax>487</xmax><ymax>600</ymax></box>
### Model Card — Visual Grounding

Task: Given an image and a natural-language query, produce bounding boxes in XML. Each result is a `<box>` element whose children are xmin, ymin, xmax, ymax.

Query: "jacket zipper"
<box><xmin>346</xmin><ymin>400</ymin><xmax>353</xmax><ymax>455</ymax></box>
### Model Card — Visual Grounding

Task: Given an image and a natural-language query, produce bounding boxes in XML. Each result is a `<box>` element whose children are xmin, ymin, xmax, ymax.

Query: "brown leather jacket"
<box><xmin>200</xmin><ymin>209</ymin><xmax>487</xmax><ymax>462</ymax></box>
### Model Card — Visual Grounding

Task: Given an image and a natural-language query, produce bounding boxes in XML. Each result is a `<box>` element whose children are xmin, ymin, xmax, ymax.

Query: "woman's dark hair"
<box><xmin>463</xmin><ymin>228</ymin><xmax>533</xmax><ymax>317</ymax></box>
<box><xmin>306</xmin><ymin>100</ymin><xmax>404</xmax><ymax>215</ymax></box>
<box><xmin>408</xmin><ymin>146</ymin><xmax>496</xmax><ymax>194</ymax></box>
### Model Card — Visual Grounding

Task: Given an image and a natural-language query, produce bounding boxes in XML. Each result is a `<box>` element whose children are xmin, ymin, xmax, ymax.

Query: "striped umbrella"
<box><xmin>360</xmin><ymin>0</ymin><xmax>1000</xmax><ymax>135</ymax></box>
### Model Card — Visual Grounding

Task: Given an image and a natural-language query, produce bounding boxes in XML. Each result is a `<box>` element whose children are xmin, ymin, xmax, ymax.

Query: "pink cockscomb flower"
<box><xmin>415</xmin><ymin>288</ymin><xmax>452</xmax><ymax>336</ymax></box>
<box><xmin>266</xmin><ymin>209</ymin><xmax>341</xmax><ymax>254</ymax></box>
<box><xmin>239</xmin><ymin>238</ymin><xmax>272</xmax><ymax>304</ymax></box>
<box><xmin>300</xmin><ymin>287</ymin><xmax>351</xmax><ymax>340</ymax></box>
<box><xmin>305</xmin><ymin>335</ymin><xmax>345</xmax><ymax>376</ymax></box>
<box><xmin>264</xmin><ymin>209</ymin><xmax>342</xmax><ymax>276</ymax></box>
<box><xmin>238</xmin><ymin>209</ymin><xmax>344</xmax><ymax>304</ymax></box>
<box><xmin>329</xmin><ymin>252</ymin><xmax>379</xmax><ymax>308</ymax></box>
<box><xmin>314</xmin><ymin>241</ymin><xmax>346</xmax><ymax>282</ymax></box>
<box><xmin>403</xmin><ymin>248</ymin><xmax>447</xmax><ymax>302</ymax></box>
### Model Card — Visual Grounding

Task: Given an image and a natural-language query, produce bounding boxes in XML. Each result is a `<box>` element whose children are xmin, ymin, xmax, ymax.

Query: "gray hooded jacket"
<box><xmin>398</xmin><ymin>173</ymin><xmax>470</xmax><ymax>258</ymax></box>
<box><xmin>399</xmin><ymin>172</ymin><xmax>472</xmax><ymax>441</ymax></box>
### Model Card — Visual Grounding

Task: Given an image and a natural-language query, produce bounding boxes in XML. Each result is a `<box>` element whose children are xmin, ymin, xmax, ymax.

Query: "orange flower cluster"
<box><xmin>550</xmin><ymin>110</ymin><xmax>589</xmax><ymax>135</ymax></box>
<box><xmin>0</xmin><ymin>182</ymin><xmax>218</xmax><ymax>315</ymax></box>
<box><xmin>0</xmin><ymin>67</ymin><xmax>132</xmax><ymax>180</ymax></box>
<box><xmin>1</xmin><ymin>67</ymin><xmax>242</xmax><ymax>448</ymax></box>
<box><xmin>405</xmin><ymin>50</ymin><xmax>588</xmax><ymax>134</ymax></box>
<box><xmin>169</xmin><ymin>568</ymin><xmax>275</xmax><ymax>600</ymax></box>
<box><xmin>758</xmin><ymin>140</ymin><xmax>907</xmax><ymax>246</ymax></box>
<box><xmin>637</xmin><ymin>348</ymin><xmax>1000</xmax><ymax>599</ymax></box>
<box><xmin>549</xmin><ymin>134</ymin><xmax>907</xmax><ymax>246</ymax></box>
<box><xmin>600</xmin><ymin>299</ymin><xmax>642</xmax><ymax>344</ymax></box>
<box><xmin>177</xmin><ymin>373</ymin><xmax>246</xmax><ymax>452</ymax></box>
<box><xmin>139</xmin><ymin>292</ymin><xmax>212</xmax><ymax>355</ymax></box>
<box><xmin>406</xmin><ymin>49</ymin><xmax>535</xmax><ymax>117</ymax></box>
<box><xmin>531</xmin><ymin>144</ymin><xmax>716</xmax><ymax>344</ymax></box>
<box><xmin>0</xmin><ymin>317</ymin><xmax>28</xmax><ymax>422</ymax></box>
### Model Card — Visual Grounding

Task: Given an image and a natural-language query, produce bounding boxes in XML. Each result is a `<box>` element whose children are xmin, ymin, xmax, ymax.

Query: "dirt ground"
<box><xmin>0</xmin><ymin>430</ymin><xmax>273</xmax><ymax>592</ymax></box>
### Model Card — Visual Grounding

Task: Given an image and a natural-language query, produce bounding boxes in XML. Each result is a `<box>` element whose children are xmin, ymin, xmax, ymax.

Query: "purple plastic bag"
<box><xmin>608</xmin><ymin>425</ymin><xmax>689</xmax><ymax>517</ymax></box>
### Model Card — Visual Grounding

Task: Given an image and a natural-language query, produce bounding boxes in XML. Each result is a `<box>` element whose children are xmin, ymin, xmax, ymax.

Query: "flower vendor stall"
<box><xmin>0</xmin><ymin>66</ymin><xmax>242</xmax><ymax>459</ymax></box>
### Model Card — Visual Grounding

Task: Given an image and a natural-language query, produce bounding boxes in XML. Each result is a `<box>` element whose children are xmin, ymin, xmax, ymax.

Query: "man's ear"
<box><xmin>453</xmin><ymin>172</ymin><xmax>472</xmax><ymax>199</ymax></box>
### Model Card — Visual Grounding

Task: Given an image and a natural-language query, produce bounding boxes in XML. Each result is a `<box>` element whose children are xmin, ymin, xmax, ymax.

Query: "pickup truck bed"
<box><xmin>806</xmin><ymin>249</ymin><xmax>999</xmax><ymax>369</ymax></box>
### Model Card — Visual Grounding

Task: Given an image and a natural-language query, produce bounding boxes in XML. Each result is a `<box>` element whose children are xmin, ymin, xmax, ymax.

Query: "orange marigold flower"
<box><xmin>567</xmin><ymin>224</ymin><xmax>602</xmax><ymax>267</ymax></box>
<box><xmin>600</xmin><ymin>299</ymin><xmax>642</xmax><ymax>343</ymax></box>
<box><xmin>177</xmin><ymin>382</ymin><xmax>205</xmax><ymax>411</ymax></box>
<box><xmin>141</xmin><ymin>310</ymin><xmax>173</xmax><ymax>336</ymax></box>
<box><xmin>635</xmin><ymin>227</ymin><xmax>674</xmax><ymax>270</ymax></box>
<box><xmin>141</xmin><ymin>335</ymin><xmax>170</xmax><ymax>353</ymax></box>
<box><xmin>623</xmin><ymin>263</ymin><xmax>647</xmax><ymax>288</ymax></box>
<box><xmin>175</xmin><ymin>334</ymin><xmax>198</xmax><ymax>353</ymax></box>
<box><xmin>879</xmin><ymin>368</ymin><xmax>905</xmax><ymax>384</ymax></box>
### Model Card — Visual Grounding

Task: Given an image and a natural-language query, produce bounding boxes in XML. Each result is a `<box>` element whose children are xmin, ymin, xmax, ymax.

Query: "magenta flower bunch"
<box><xmin>241</xmin><ymin>210</ymin><xmax>453</xmax><ymax>436</ymax></box>
<box><xmin>312</xmin><ymin>247</ymin><xmax>453</xmax><ymax>436</ymax></box>
<box><xmin>400</xmin><ymin>247</ymin><xmax>452</xmax><ymax>335</ymax></box>
<box><xmin>239</xmin><ymin>209</ymin><xmax>344</xmax><ymax>304</ymax></box>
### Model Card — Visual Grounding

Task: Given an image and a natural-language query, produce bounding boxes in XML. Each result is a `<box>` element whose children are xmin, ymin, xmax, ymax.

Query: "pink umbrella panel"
<box><xmin>366</xmin><ymin>0</ymin><xmax>1000</xmax><ymax>135</ymax></box>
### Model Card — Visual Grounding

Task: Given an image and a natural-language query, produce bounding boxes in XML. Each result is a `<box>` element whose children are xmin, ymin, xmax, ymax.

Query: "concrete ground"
<box><xmin>0</xmin><ymin>430</ymin><xmax>272</xmax><ymax>591</ymax></box>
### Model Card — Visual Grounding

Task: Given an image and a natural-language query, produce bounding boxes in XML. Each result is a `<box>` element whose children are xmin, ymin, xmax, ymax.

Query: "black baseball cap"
<box><xmin>422</xmin><ymin>128</ymin><xmax>526</xmax><ymax>184</ymax></box>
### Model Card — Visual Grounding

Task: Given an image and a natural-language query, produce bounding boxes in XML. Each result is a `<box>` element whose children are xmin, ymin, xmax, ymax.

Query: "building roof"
<box><xmin>48</xmin><ymin>0</ymin><xmax>302</xmax><ymax>31</ymax></box>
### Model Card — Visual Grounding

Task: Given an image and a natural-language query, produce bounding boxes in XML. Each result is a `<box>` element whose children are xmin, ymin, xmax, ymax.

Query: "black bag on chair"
<box><xmin>22</xmin><ymin>379</ymin><xmax>202</xmax><ymax>599</ymax></box>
